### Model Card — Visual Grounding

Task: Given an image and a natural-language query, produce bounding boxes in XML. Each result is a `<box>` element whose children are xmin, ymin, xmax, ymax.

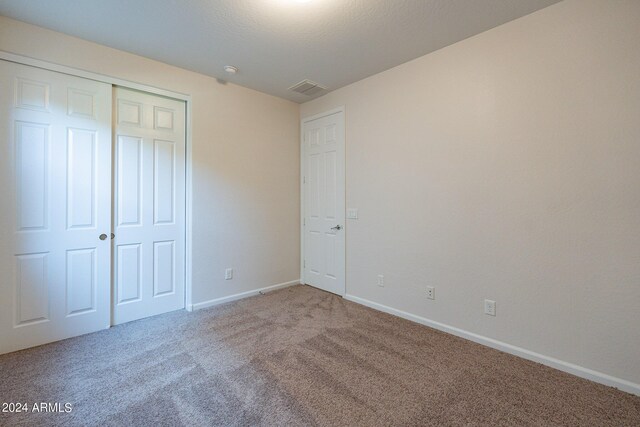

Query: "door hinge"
<box><xmin>303</xmin><ymin>218</ymin><xmax>306</xmax><ymax>226</ymax></box>
<box><xmin>303</xmin><ymin>176</ymin><xmax>306</xmax><ymax>184</ymax></box>
<box><xmin>303</xmin><ymin>259</ymin><xmax>306</xmax><ymax>268</ymax></box>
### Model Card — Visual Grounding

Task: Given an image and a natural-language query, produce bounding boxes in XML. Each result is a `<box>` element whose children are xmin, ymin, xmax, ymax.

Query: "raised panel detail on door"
<box><xmin>0</xmin><ymin>60</ymin><xmax>112</xmax><ymax>355</ymax></box>
<box><xmin>308</xmin><ymin>153</ymin><xmax>321</xmax><ymax>218</ymax></box>
<box><xmin>324</xmin><ymin>150</ymin><xmax>337</xmax><ymax>219</ymax></box>
<box><xmin>66</xmin><ymin>248</ymin><xmax>96</xmax><ymax>316</ymax></box>
<box><xmin>153</xmin><ymin>241</ymin><xmax>175</xmax><ymax>297</ymax></box>
<box><xmin>307</xmin><ymin>231</ymin><xmax>321</xmax><ymax>276</ymax></box>
<box><xmin>154</xmin><ymin>107</ymin><xmax>174</xmax><ymax>131</ymax></box>
<box><xmin>117</xmin><ymin>136</ymin><xmax>142</xmax><ymax>227</ymax></box>
<box><xmin>117</xmin><ymin>244</ymin><xmax>142</xmax><ymax>304</ymax></box>
<box><xmin>15</xmin><ymin>253</ymin><xmax>49</xmax><ymax>326</ymax></box>
<box><xmin>325</xmin><ymin>124</ymin><xmax>336</xmax><ymax>143</ymax></box>
<box><xmin>113</xmin><ymin>87</ymin><xmax>186</xmax><ymax>325</ymax></box>
<box><xmin>309</xmin><ymin>128</ymin><xmax>320</xmax><ymax>147</ymax></box>
<box><xmin>303</xmin><ymin>110</ymin><xmax>345</xmax><ymax>296</ymax></box>
<box><xmin>67</xmin><ymin>88</ymin><xmax>96</xmax><ymax>119</ymax></box>
<box><xmin>153</xmin><ymin>139</ymin><xmax>175</xmax><ymax>225</ymax></box>
<box><xmin>67</xmin><ymin>128</ymin><xmax>96</xmax><ymax>229</ymax></box>
<box><xmin>15</xmin><ymin>121</ymin><xmax>49</xmax><ymax>231</ymax></box>
<box><xmin>117</xmin><ymin>100</ymin><xmax>142</xmax><ymax>126</ymax></box>
<box><xmin>325</xmin><ymin>234</ymin><xmax>337</xmax><ymax>279</ymax></box>
<box><xmin>15</xmin><ymin>77</ymin><xmax>50</xmax><ymax>112</ymax></box>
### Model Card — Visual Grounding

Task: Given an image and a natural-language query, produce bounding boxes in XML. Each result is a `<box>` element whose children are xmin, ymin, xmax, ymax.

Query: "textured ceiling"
<box><xmin>0</xmin><ymin>0</ymin><xmax>561</xmax><ymax>102</ymax></box>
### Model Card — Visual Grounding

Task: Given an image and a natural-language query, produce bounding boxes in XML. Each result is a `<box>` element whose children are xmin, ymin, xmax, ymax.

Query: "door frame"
<box><xmin>0</xmin><ymin>50</ymin><xmax>195</xmax><ymax>312</ymax></box>
<box><xmin>300</xmin><ymin>107</ymin><xmax>346</xmax><ymax>296</ymax></box>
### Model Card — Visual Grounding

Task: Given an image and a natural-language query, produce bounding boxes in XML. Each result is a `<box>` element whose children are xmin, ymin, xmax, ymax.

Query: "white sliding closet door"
<box><xmin>113</xmin><ymin>87</ymin><xmax>186</xmax><ymax>325</ymax></box>
<box><xmin>0</xmin><ymin>60</ymin><xmax>112</xmax><ymax>354</ymax></box>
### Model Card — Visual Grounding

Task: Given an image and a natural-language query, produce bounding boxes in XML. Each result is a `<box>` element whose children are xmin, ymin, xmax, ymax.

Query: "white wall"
<box><xmin>301</xmin><ymin>0</ymin><xmax>640</xmax><ymax>387</ymax></box>
<box><xmin>0</xmin><ymin>16</ymin><xmax>301</xmax><ymax>306</ymax></box>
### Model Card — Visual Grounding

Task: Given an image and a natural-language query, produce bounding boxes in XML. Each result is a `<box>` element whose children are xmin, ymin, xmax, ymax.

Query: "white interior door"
<box><xmin>303</xmin><ymin>110</ymin><xmax>346</xmax><ymax>296</ymax></box>
<box><xmin>0</xmin><ymin>60</ymin><xmax>112</xmax><ymax>354</ymax></box>
<box><xmin>112</xmin><ymin>87</ymin><xmax>186</xmax><ymax>325</ymax></box>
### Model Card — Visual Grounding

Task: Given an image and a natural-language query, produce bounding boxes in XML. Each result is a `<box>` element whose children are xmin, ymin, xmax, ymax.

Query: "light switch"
<box><xmin>347</xmin><ymin>208</ymin><xmax>358</xmax><ymax>219</ymax></box>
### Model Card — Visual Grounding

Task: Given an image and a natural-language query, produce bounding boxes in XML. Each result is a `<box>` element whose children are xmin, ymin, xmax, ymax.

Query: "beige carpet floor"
<box><xmin>0</xmin><ymin>284</ymin><xmax>639</xmax><ymax>426</ymax></box>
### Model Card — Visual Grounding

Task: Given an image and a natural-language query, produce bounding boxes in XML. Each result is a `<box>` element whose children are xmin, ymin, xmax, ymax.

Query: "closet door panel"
<box><xmin>113</xmin><ymin>87</ymin><xmax>185</xmax><ymax>325</ymax></box>
<box><xmin>0</xmin><ymin>60</ymin><xmax>112</xmax><ymax>354</ymax></box>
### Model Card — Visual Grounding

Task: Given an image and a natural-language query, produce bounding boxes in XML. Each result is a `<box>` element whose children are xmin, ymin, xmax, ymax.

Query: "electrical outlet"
<box><xmin>426</xmin><ymin>286</ymin><xmax>435</xmax><ymax>300</ymax></box>
<box><xmin>484</xmin><ymin>299</ymin><xmax>496</xmax><ymax>316</ymax></box>
<box><xmin>377</xmin><ymin>274</ymin><xmax>384</xmax><ymax>287</ymax></box>
<box><xmin>225</xmin><ymin>268</ymin><xmax>233</xmax><ymax>280</ymax></box>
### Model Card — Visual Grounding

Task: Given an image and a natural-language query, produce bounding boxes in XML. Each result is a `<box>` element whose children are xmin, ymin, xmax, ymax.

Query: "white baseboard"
<box><xmin>344</xmin><ymin>294</ymin><xmax>640</xmax><ymax>396</ymax></box>
<box><xmin>189</xmin><ymin>280</ymin><xmax>299</xmax><ymax>311</ymax></box>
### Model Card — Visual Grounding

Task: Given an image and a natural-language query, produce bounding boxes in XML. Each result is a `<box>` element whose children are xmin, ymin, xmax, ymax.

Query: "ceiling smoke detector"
<box><xmin>223</xmin><ymin>65</ymin><xmax>238</xmax><ymax>74</ymax></box>
<box><xmin>288</xmin><ymin>79</ymin><xmax>327</xmax><ymax>96</ymax></box>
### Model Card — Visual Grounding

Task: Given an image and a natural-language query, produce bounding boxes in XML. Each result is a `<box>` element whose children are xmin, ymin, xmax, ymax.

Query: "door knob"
<box><xmin>331</xmin><ymin>225</ymin><xmax>342</xmax><ymax>231</ymax></box>
<box><xmin>111</xmin><ymin>233</ymin><xmax>115</xmax><ymax>240</ymax></box>
<box><xmin>99</xmin><ymin>234</ymin><xmax>108</xmax><ymax>241</ymax></box>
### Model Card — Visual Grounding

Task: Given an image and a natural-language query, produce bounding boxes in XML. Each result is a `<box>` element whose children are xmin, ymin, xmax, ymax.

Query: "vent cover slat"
<box><xmin>289</xmin><ymin>79</ymin><xmax>327</xmax><ymax>96</ymax></box>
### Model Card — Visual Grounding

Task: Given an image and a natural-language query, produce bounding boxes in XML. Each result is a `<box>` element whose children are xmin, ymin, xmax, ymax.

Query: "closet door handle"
<box><xmin>99</xmin><ymin>234</ymin><xmax>108</xmax><ymax>241</ymax></box>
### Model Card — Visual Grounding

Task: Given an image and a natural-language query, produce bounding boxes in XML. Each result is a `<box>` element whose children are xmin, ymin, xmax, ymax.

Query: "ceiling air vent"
<box><xmin>288</xmin><ymin>79</ymin><xmax>327</xmax><ymax>96</ymax></box>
